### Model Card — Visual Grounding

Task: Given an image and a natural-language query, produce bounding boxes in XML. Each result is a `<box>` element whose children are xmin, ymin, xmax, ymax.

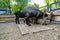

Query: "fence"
<box><xmin>49</xmin><ymin>1</ymin><xmax>60</xmax><ymax>23</ymax></box>
<box><xmin>40</xmin><ymin>1</ymin><xmax>60</xmax><ymax>11</ymax></box>
<box><xmin>50</xmin><ymin>1</ymin><xmax>60</xmax><ymax>11</ymax></box>
<box><xmin>0</xmin><ymin>14</ymin><xmax>15</xmax><ymax>20</ymax></box>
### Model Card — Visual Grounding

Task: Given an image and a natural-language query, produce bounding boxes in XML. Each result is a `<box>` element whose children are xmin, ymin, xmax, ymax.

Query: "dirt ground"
<box><xmin>0</xmin><ymin>22</ymin><xmax>60</xmax><ymax>40</ymax></box>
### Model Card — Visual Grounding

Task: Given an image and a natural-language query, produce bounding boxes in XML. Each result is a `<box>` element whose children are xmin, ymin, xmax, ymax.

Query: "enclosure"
<box><xmin>0</xmin><ymin>0</ymin><xmax>60</xmax><ymax>40</ymax></box>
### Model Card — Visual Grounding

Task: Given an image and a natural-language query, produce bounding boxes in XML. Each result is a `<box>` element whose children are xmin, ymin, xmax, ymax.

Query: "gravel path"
<box><xmin>0</xmin><ymin>22</ymin><xmax>60</xmax><ymax>40</ymax></box>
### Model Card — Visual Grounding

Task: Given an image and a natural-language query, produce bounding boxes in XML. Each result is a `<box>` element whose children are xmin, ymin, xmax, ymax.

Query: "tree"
<box><xmin>54</xmin><ymin>0</ymin><xmax>58</xmax><ymax>8</ymax></box>
<box><xmin>15</xmin><ymin>0</ymin><xmax>28</xmax><ymax>10</ymax></box>
<box><xmin>10</xmin><ymin>0</ymin><xmax>28</xmax><ymax>13</ymax></box>
<box><xmin>44</xmin><ymin>0</ymin><xmax>58</xmax><ymax>10</ymax></box>
<box><xmin>0</xmin><ymin>0</ymin><xmax>10</xmax><ymax>8</ymax></box>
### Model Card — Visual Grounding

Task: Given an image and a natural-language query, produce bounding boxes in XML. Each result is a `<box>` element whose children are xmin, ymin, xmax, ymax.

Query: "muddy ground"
<box><xmin>0</xmin><ymin>22</ymin><xmax>60</xmax><ymax>40</ymax></box>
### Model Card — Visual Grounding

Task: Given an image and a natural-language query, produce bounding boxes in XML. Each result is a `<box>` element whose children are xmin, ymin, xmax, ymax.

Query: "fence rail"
<box><xmin>0</xmin><ymin>14</ymin><xmax>15</xmax><ymax>20</ymax></box>
<box><xmin>49</xmin><ymin>1</ymin><xmax>60</xmax><ymax>11</ymax></box>
<box><xmin>0</xmin><ymin>14</ymin><xmax>15</xmax><ymax>17</ymax></box>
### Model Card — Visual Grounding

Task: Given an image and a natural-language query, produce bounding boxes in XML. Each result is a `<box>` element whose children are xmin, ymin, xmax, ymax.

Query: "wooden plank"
<box><xmin>17</xmin><ymin>24</ymin><xmax>29</xmax><ymax>35</ymax></box>
<box><xmin>17</xmin><ymin>23</ymin><xmax>56</xmax><ymax>35</ymax></box>
<box><xmin>53</xmin><ymin>16</ymin><xmax>60</xmax><ymax>21</ymax></box>
<box><xmin>0</xmin><ymin>14</ymin><xmax>15</xmax><ymax>20</ymax></box>
<box><xmin>53</xmin><ymin>10</ymin><xmax>60</xmax><ymax>14</ymax></box>
<box><xmin>41</xmin><ymin>17</ymin><xmax>49</xmax><ymax>24</ymax></box>
<box><xmin>52</xmin><ymin>10</ymin><xmax>60</xmax><ymax>23</ymax></box>
<box><xmin>0</xmin><ymin>14</ymin><xmax>15</xmax><ymax>18</ymax></box>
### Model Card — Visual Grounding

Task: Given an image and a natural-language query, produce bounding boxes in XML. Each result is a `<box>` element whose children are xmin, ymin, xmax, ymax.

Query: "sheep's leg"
<box><xmin>15</xmin><ymin>15</ymin><xmax>20</xmax><ymax>24</ymax></box>
<box><xmin>25</xmin><ymin>13</ymin><xmax>31</xmax><ymax>26</ymax></box>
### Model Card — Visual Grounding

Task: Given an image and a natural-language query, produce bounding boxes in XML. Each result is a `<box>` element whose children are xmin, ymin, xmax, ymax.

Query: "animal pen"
<box><xmin>0</xmin><ymin>1</ymin><xmax>60</xmax><ymax>24</ymax></box>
